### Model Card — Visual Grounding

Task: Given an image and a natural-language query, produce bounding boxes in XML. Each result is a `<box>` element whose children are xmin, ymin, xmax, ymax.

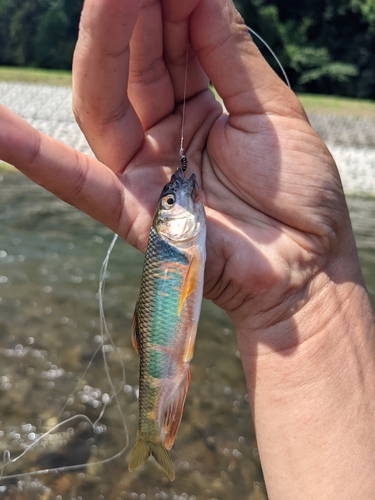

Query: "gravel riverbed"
<box><xmin>1</xmin><ymin>82</ymin><xmax>375</xmax><ymax>196</ymax></box>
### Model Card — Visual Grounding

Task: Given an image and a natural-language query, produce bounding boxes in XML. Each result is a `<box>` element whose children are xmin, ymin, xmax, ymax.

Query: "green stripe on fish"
<box><xmin>141</xmin><ymin>227</ymin><xmax>189</xmax><ymax>350</ymax></box>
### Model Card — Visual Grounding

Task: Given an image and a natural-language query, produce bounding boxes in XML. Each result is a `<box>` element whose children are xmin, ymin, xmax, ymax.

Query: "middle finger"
<box><xmin>128</xmin><ymin>0</ymin><xmax>175</xmax><ymax>130</ymax></box>
<box><xmin>161</xmin><ymin>0</ymin><xmax>210</xmax><ymax>104</ymax></box>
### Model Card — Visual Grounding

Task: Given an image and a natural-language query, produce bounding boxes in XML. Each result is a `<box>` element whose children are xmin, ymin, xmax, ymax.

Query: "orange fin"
<box><xmin>131</xmin><ymin>303</ymin><xmax>140</xmax><ymax>354</ymax></box>
<box><xmin>178</xmin><ymin>254</ymin><xmax>201</xmax><ymax>315</ymax></box>
<box><xmin>183</xmin><ymin>322</ymin><xmax>198</xmax><ymax>363</ymax></box>
<box><xmin>163</xmin><ymin>366</ymin><xmax>191</xmax><ymax>450</ymax></box>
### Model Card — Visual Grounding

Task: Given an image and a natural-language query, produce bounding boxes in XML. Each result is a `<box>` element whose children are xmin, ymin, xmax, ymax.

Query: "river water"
<box><xmin>0</xmin><ymin>172</ymin><xmax>374</xmax><ymax>500</ymax></box>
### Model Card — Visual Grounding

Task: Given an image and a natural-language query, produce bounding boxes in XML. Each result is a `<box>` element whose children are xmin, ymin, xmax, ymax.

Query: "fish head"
<box><xmin>153</xmin><ymin>168</ymin><xmax>205</xmax><ymax>243</ymax></box>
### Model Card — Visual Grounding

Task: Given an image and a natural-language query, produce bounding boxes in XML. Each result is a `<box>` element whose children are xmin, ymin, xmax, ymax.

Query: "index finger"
<box><xmin>0</xmin><ymin>105</ymin><xmax>125</xmax><ymax>236</ymax></box>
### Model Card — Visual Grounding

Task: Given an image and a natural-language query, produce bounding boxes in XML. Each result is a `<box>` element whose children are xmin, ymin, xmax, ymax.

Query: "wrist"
<box><xmin>234</xmin><ymin>252</ymin><xmax>374</xmax><ymax>384</ymax></box>
<box><xmin>234</xmin><ymin>264</ymin><xmax>375</xmax><ymax>499</ymax></box>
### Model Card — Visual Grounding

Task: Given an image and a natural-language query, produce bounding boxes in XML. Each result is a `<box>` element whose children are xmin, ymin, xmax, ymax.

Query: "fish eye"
<box><xmin>162</xmin><ymin>194</ymin><xmax>175</xmax><ymax>209</ymax></box>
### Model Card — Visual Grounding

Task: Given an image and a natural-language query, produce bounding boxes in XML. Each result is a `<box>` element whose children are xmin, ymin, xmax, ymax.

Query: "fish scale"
<box><xmin>137</xmin><ymin>228</ymin><xmax>189</xmax><ymax>381</ymax></box>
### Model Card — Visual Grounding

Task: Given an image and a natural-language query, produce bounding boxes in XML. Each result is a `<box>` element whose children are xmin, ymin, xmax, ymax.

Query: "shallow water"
<box><xmin>0</xmin><ymin>173</ymin><xmax>374</xmax><ymax>500</ymax></box>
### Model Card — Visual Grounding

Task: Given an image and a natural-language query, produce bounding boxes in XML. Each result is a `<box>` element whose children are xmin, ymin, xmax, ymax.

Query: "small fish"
<box><xmin>128</xmin><ymin>168</ymin><xmax>206</xmax><ymax>480</ymax></box>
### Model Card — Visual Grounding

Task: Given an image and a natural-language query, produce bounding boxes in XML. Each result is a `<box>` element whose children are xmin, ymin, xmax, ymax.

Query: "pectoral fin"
<box><xmin>178</xmin><ymin>254</ymin><xmax>201</xmax><ymax>315</ymax></box>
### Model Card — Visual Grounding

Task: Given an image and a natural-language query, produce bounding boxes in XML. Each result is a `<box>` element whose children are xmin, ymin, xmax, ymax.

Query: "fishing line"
<box><xmin>179</xmin><ymin>43</ymin><xmax>189</xmax><ymax>172</ymax></box>
<box><xmin>0</xmin><ymin>233</ymin><xmax>130</xmax><ymax>481</ymax></box>
<box><xmin>179</xmin><ymin>28</ymin><xmax>290</xmax><ymax>174</ymax></box>
<box><xmin>96</xmin><ymin>233</ymin><xmax>128</xmax><ymax>436</ymax></box>
<box><xmin>247</xmin><ymin>26</ymin><xmax>291</xmax><ymax>89</ymax></box>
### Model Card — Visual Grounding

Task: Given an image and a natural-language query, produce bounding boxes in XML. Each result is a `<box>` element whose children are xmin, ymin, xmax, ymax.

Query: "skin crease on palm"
<box><xmin>2</xmin><ymin>0</ymin><xmax>375</xmax><ymax>498</ymax></box>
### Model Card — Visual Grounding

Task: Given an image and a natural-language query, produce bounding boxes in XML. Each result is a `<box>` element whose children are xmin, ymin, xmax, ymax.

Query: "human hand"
<box><xmin>71</xmin><ymin>0</ymin><xmax>360</xmax><ymax>345</ymax></box>
<box><xmin>0</xmin><ymin>0</ymin><xmax>361</xmax><ymax>348</ymax></box>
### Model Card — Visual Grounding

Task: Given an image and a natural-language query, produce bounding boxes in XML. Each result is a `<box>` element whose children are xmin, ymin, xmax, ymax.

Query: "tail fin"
<box><xmin>128</xmin><ymin>431</ymin><xmax>175</xmax><ymax>481</ymax></box>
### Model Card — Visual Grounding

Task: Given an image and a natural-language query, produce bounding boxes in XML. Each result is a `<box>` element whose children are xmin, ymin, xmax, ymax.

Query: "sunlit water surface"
<box><xmin>0</xmin><ymin>173</ymin><xmax>374</xmax><ymax>500</ymax></box>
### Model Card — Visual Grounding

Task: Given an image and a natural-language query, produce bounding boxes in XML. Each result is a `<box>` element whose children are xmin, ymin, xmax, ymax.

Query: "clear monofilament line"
<box><xmin>0</xmin><ymin>233</ymin><xmax>131</xmax><ymax>481</ymax></box>
<box><xmin>247</xmin><ymin>26</ymin><xmax>291</xmax><ymax>89</ymax></box>
<box><xmin>179</xmin><ymin>43</ymin><xmax>189</xmax><ymax>171</ymax></box>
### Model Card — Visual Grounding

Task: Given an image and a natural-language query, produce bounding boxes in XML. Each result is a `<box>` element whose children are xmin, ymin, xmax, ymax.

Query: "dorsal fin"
<box><xmin>131</xmin><ymin>302</ymin><xmax>140</xmax><ymax>354</ymax></box>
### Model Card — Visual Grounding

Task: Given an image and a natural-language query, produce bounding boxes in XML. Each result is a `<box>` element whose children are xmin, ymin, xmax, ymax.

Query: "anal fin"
<box><xmin>183</xmin><ymin>321</ymin><xmax>198</xmax><ymax>363</ymax></box>
<box><xmin>163</xmin><ymin>366</ymin><xmax>191</xmax><ymax>450</ymax></box>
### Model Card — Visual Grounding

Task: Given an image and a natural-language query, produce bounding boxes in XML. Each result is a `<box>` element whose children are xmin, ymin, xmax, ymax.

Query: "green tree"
<box><xmin>1</xmin><ymin>0</ymin><xmax>375</xmax><ymax>97</ymax></box>
<box><xmin>0</xmin><ymin>0</ymin><xmax>44</xmax><ymax>66</ymax></box>
<box><xmin>0</xmin><ymin>0</ymin><xmax>83</xmax><ymax>69</ymax></box>
<box><xmin>234</xmin><ymin>0</ymin><xmax>289</xmax><ymax>75</ymax></box>
<box><xmin>319</xmin><ymin>0</ymin><xmax>375</xmax><ymax>97</ymax></box>
<box><xmin>235</xmin><ymin>0</ymin><xmax>372</xmax><ymax>98</ymax></box>
<box><xmin>33</xmin><ymin>0</ymin><xmax>78</xmax><ymax>69</ymax></box>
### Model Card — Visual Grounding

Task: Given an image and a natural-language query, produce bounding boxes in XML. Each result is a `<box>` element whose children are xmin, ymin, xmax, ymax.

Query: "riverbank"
<box><xmin>1</xmin><ymin>81</ymin><xmax>374</xmax><ymax>196</ymax></box>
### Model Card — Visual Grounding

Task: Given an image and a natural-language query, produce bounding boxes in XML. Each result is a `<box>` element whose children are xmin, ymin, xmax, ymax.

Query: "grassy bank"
<box><xmin>297</xmin><ymin>93</ymin><xmax>375</xmax><ymax>119</ymax></box>
<box><xmin>1</xmin><ymin>65</ymin><xmax>374</xmax><ymax>118</ymax></box>
<box><xmin>0</xmin><ymin>66</ymin><xmax>71</xmax><ymax>86</ymax></box>
<box><xmin>1</xmin><ymin>66</ymin><xmax>375</xmax><ymax>118</ymax></box>
<box><xmin>0</xmin><ymin>161</ymin><xmax>17</xmax><ymax>172</ymax></box>
<box><xmin>209</xmin><ymin>86</ymin><xmax>375</xmax><ymax>119</ymax></box>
